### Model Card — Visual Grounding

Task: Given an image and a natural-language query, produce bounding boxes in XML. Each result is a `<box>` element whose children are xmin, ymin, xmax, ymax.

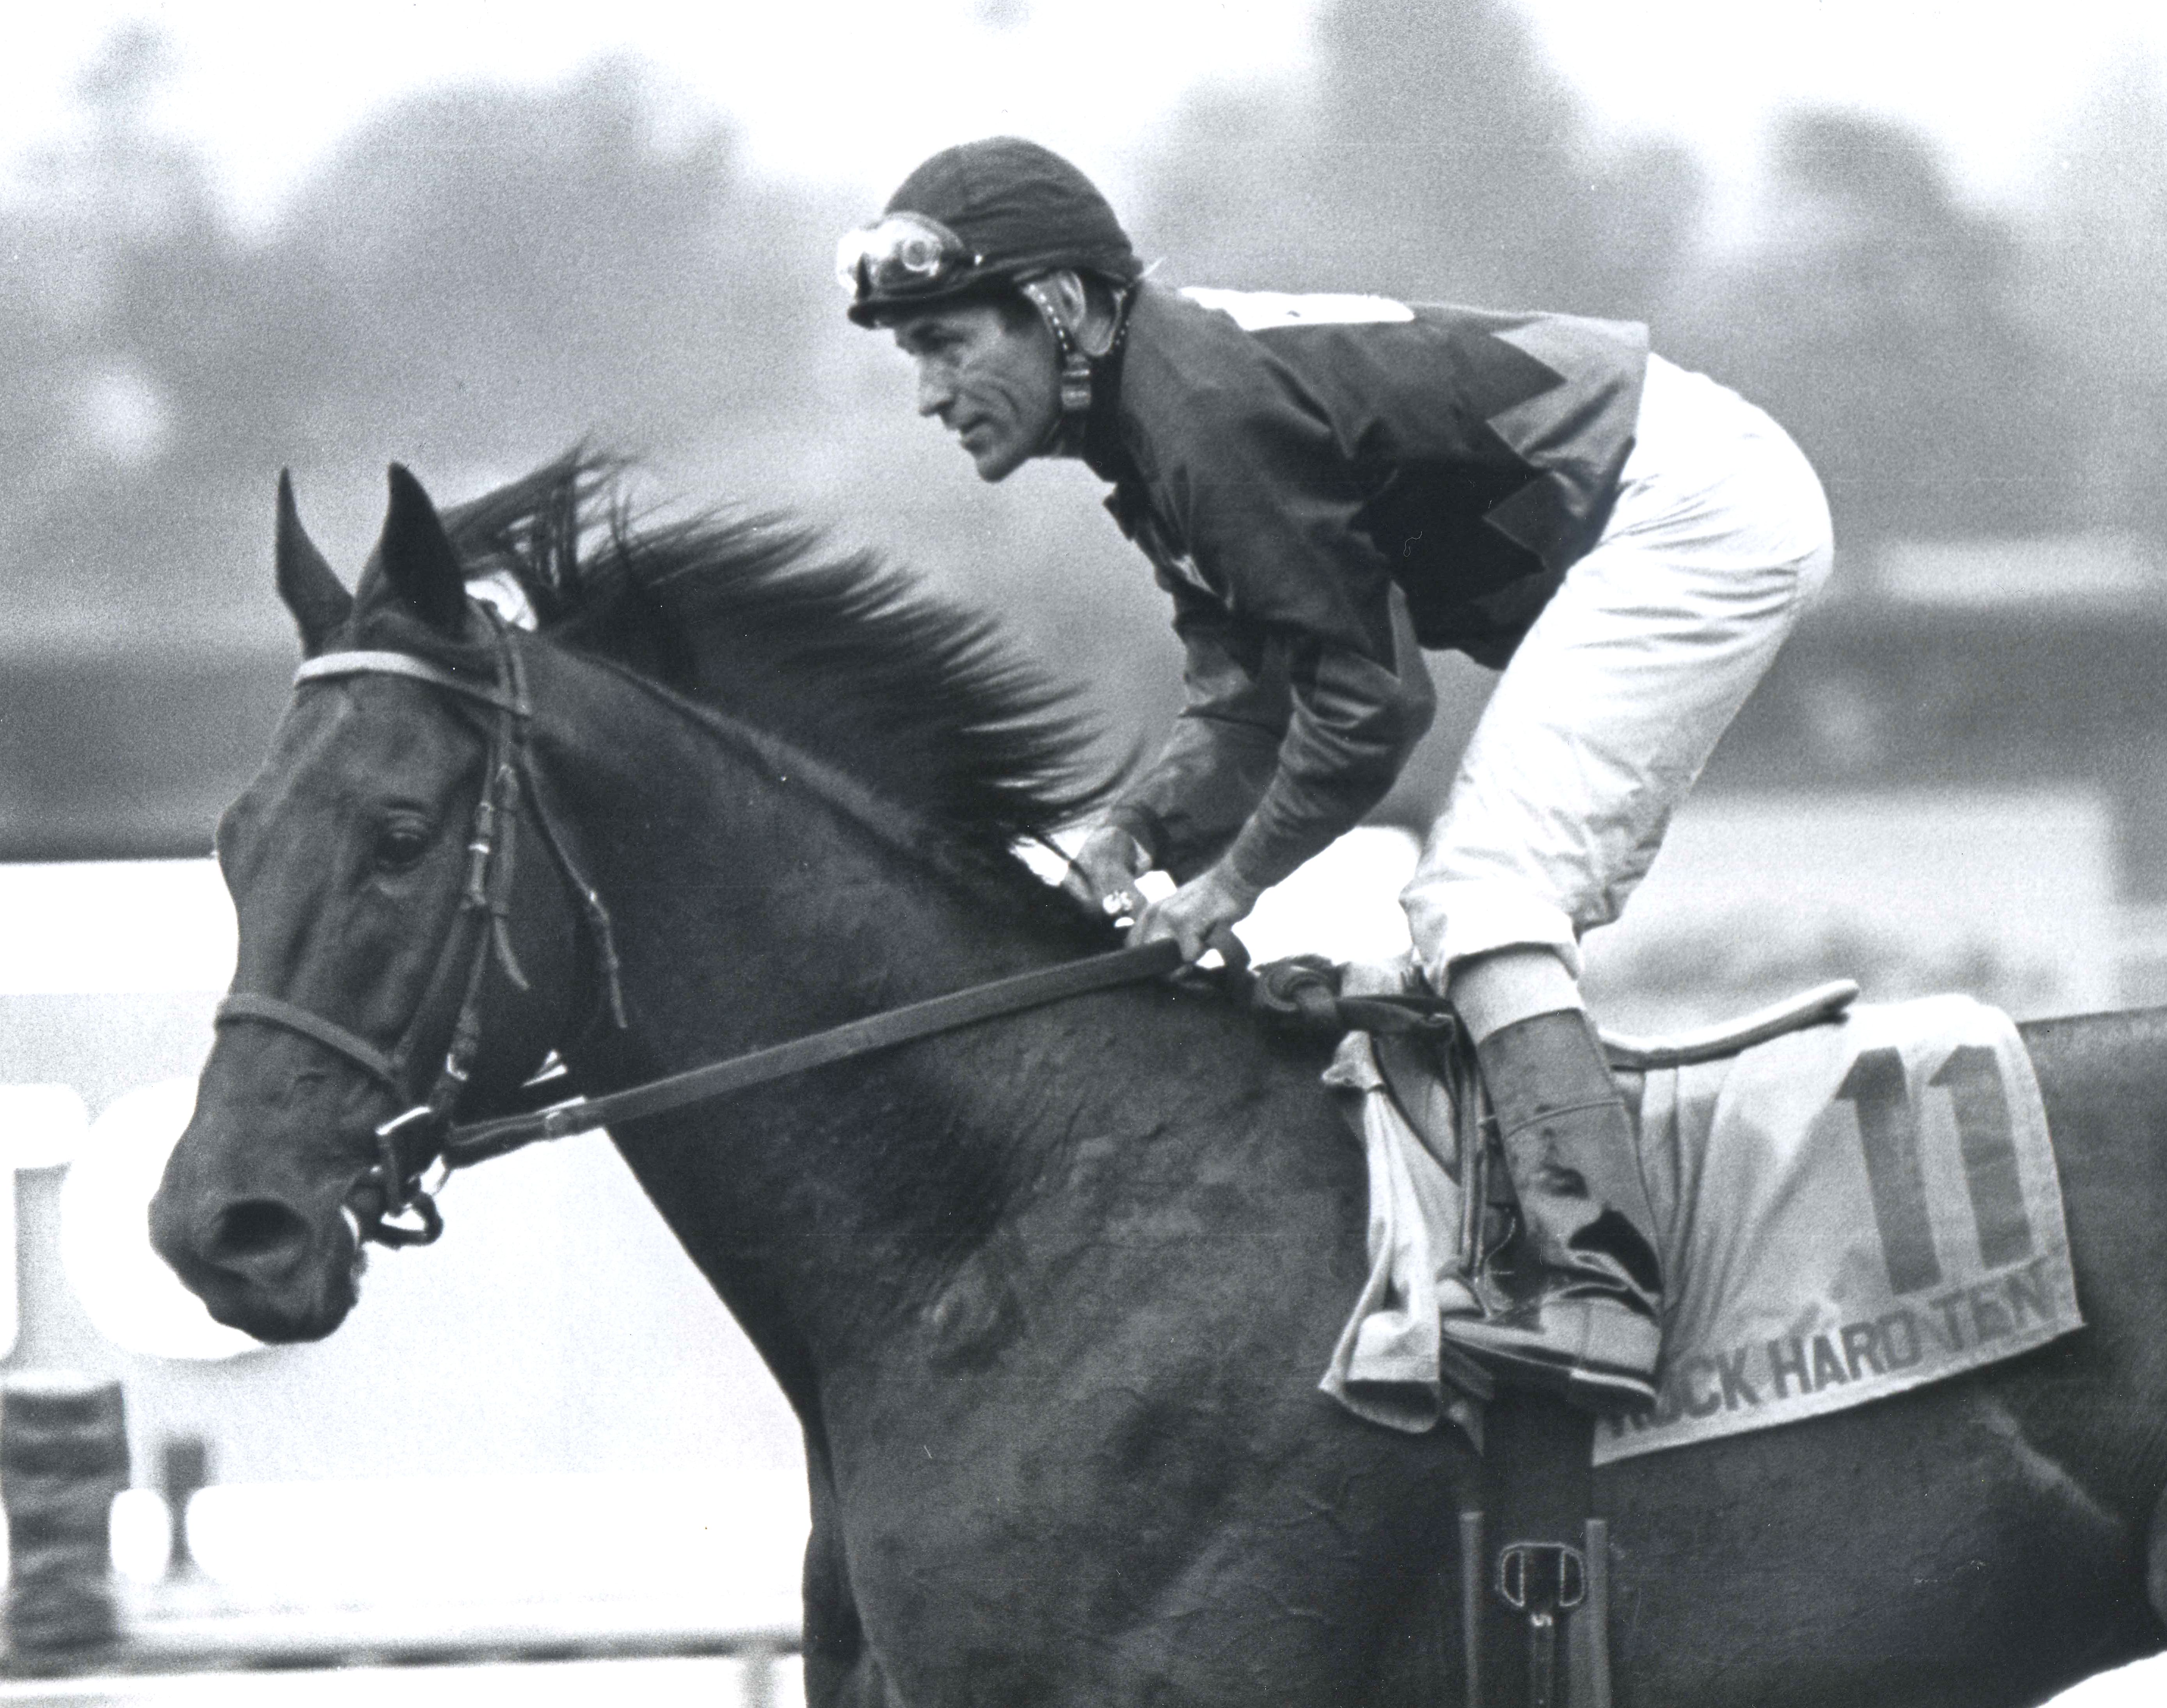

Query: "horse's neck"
<box><xmin>534</xmin><ymin>662</ymin><xmax>1121</xmax><ymax>1357</ymax></box>
<box><xmin>561</xmin><ymin>687</ymin><xmax>1059</xmax><ymax>1036</ymax></box>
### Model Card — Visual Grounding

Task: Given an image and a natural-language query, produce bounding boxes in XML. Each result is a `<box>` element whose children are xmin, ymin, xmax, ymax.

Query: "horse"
<box><xmin>150</xmin><ymin>452</ymin><xmax>2167</xmax><ymax>1707</ymax></box>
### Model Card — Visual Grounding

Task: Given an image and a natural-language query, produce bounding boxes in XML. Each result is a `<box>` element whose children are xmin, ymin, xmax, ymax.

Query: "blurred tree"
<box><xmin>2024</xmin><ymin>52</ymin><xmax>2167</xmax><ymax>541</ymax></box>
<box><xmin>0</xmin><ymin>31</ymin><xmax>847</xmax><ymax>854</ymax></box>
<box><xmin>263</xmin><ymin>58</ymin><xmax>826</xmax><ymax>467</ymax></box>
<box><xmin>1137</xmin><ymin>0</ymin><xmax>1703</xmax><ymax>319</ymax></box>
<box><xmin>1666</xmin><ymin>109</ymin><xmax>2070</xmax><ymax>543</ymax></box>
<box><xmin>0</xmin><ymin>24</ymin><xmax>228</xmax><ymax>629</ymax></box>
<box><xmin>1132</xmin><ymin>80</ymin><xmax>1321</xmax><ymax>289</ymax></box>
<box><xmin>1311</xmin><ymin>0</ymin><xmax>1641</xmax><ymax>310</ymax></box>
<box><xmin>0</xmin><ymin>37</ymin><xmax>833</xmax><ymax>638</ymax></box>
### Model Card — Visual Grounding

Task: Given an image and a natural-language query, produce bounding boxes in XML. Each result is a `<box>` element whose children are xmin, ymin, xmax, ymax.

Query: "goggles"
<box><xmin>835</xmin><ymin>212</ymin><xmax>983</xmax><ymax>302</ymax></box>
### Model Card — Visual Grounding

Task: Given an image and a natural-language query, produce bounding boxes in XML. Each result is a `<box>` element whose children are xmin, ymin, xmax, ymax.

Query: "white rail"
<box><xmin>0</xmin><ymin>1606</ymin><xmax>799</xmax><ymax>1694</ymax></box>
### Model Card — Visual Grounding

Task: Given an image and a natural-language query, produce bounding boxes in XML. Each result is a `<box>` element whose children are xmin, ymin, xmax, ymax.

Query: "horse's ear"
<box><xmin>275</xmin><ymin>471</ymin><xmax>352</xmax><ymax>658</ymax></box>
<box><xmin>375</xmin><ymin>463</ymin><xmax>468</xmax><ymax>633</ymax></box>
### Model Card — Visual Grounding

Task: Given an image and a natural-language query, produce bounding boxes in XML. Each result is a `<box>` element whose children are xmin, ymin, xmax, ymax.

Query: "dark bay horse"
<box><xmin>152</xmin><ymin>455</ymin><xmax>2167</xmax><ymax>1706</ymax></box>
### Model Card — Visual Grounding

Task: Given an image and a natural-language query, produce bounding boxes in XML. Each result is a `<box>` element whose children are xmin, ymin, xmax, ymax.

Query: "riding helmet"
<box><xmin>841</xmin><ymin>137</ymin><xmax>1142</xmax><ymax>326</ymax></box>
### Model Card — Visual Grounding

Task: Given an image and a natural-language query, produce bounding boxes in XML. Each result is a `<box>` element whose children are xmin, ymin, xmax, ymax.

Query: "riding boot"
<box><xmin>1441</xmin><ymin>1008</ymin><xmax>1664</xmax><ymax>1413</ymax></box>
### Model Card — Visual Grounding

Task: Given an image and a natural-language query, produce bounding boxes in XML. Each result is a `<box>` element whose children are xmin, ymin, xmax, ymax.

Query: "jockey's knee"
<box><xmin>1448</xmin><ymin>944</ymin><xmax>1582</xmax><ymax>1043</ymax></box>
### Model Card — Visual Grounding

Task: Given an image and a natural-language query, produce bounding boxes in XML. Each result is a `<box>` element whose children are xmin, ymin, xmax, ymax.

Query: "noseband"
<box><xmin>215</xmin><ymin>621</ymin><xmax>626</xmax><ymax>1246</ymax></box>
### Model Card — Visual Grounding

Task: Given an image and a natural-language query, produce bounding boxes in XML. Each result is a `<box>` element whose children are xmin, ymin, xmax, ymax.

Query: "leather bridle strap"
<box><xmin>294</xmin><ymin>650</ymin><xmax>527</xmax><ymax>716</ymax></box>
<box><xmin>216</xmin><ymin>991</ymin><xmax>404</xmax><ymax>1091</ymax></box>
<box><xmin>219</xmin><ymin>632</ymin><xmax>553</xmax><ymax>1246</ymax></box>
<box><xmin>442</xmin><ymin>936</ymin><xmax>1186</xmax><ymax>1167</ymax></box>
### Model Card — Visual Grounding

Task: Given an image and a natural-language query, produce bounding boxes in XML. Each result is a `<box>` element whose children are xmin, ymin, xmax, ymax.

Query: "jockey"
<box><xmin>838</xmin><ymin>137</ymin><xmax>1832</xmax><ymax>1414</ymax></box>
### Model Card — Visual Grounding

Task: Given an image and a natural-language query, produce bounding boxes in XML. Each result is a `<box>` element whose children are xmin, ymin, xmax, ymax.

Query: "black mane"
<box><xmin>441</xmin><ymin>448</ymin><xmax>1113</xmax><ymax>855</ymax></box>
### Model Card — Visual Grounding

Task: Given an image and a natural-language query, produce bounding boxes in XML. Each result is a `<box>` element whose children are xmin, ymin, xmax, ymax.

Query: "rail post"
<box><xmin>741</xmin><ymin>1633</ymin><xmax>779</xmax><ymax>1708</ymax></box>
<box><xmin>0</xmin><ymin>1373</ymin><xmax>130</xmax><ymax>1670</ymax></box>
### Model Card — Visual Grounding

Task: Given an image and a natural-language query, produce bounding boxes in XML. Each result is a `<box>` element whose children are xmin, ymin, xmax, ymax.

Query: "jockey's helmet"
<box><xmin>838</xmin><ymin>137</ymin><xmax>1142</xmax><ymax>327</ymax></box>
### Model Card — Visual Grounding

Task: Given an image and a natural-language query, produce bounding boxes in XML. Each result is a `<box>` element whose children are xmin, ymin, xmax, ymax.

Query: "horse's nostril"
<box><xmin>212</xmin><ymin>1199</ymin><xmax>310</xmax><ymax>1262</ymax></box>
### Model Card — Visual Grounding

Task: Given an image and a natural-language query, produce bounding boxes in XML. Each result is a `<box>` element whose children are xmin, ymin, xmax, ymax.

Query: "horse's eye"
<box><xmin>372</xmin><ymin>821</ymin><xmax>432</xmax><ymax>873</ymax></box>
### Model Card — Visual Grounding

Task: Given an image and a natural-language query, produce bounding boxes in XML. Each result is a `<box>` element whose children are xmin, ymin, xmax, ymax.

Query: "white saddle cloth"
<box><xmin>1319</xmin><ymin>977</ymin><xmax>2081</xmax><ymax>1465</ymax></box>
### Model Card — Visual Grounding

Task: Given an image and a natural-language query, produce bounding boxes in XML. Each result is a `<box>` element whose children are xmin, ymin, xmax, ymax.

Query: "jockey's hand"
<box><xmin>1131</xmin><ymin>860</ymin><xmax>1261</xmax><ymax>965</ymax></box>
<box><xmin>1064</xmin><ymin>825</ymin><xmax>1152</xmax><ymax>919</ymax></box>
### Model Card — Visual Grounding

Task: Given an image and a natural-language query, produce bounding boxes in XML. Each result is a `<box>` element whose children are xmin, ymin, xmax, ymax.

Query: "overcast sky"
<box><xmin>3</xmin><ymin>0</ymin><xmax>2163</xmax><ymax>232</ymax></box>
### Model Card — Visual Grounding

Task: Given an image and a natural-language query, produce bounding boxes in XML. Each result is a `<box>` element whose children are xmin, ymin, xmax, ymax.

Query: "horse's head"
<box><xmin>150</xmin><ymin>466</ymin><xmax>590</xmax><ymax>1342</ymax></box>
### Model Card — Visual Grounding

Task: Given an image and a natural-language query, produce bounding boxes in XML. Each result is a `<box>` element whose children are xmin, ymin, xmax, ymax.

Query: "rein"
<box><xmin>215</xmin><ymin>631</ymin><xmax>1183</xmax><ymax>1247</ymax></box>
<box><xmin>441</xmin><ymin>936</ymin><xmax>1183</xmax><ymax>1166</ymax></box>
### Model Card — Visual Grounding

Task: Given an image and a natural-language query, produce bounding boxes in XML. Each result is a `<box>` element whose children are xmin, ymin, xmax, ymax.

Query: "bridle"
<box><xmin>213</xmin><ymin>617</ymin><xmax>1179</xmax><ymax>1248</ymax></box>
<box><xmin>215</xmin><ymin>617</ymin><xmax>627</xmax><ymax>1246</ymax></box>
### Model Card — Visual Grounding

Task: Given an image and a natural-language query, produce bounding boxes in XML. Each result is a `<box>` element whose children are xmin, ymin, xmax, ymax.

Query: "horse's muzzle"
<box><xmin>149</xmin><ymin>1182</ymin><xmax>361</xmax><ymax>1344</ymax></box>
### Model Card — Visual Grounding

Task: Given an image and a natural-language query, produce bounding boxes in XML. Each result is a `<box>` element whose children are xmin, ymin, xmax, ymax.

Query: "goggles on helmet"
<box><xmin>835</xmin><ymin>212</ymin><xmax>983</xmax><ymax>302</ymax></box>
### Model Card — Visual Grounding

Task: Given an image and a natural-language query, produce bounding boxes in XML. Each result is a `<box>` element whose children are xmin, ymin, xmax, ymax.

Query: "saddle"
<box><xmin>1247</xmin><ymin>956</ymin><xmax>1860</xmax><ymax>1708</ymax></box>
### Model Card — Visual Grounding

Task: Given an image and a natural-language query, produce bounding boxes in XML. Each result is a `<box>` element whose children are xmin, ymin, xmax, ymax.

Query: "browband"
<box><xmin>297</xmin><ymin>651</ymin><xmax>528</xmax><ymax>716</ymax></box>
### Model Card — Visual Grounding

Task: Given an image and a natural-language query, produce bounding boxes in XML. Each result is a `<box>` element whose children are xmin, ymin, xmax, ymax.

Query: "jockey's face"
<box><xmin>889</xmin><ymin>296</ymin><xmax>1058</xmax><ymax>483</ymax></box>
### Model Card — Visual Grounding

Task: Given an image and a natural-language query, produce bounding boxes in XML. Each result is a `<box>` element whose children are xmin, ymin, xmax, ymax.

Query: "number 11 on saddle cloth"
<box><xmin>1317</xmin><ymin>972</ymin><xmax>2080</xmax><ymax>1466</ymax></box>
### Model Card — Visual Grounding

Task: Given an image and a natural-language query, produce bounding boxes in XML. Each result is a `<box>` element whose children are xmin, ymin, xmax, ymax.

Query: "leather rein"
<box><xmin>213</xmin><ymin>623</ymin><xmax>1182</xmax><ymax>1248</ymax></box>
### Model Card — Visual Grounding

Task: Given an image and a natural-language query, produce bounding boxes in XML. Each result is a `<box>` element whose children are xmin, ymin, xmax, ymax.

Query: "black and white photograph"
<box><xmin>3</xmin><ymin>1</ymin><xmax>2166</xmax><ymax>1702</ymax></box>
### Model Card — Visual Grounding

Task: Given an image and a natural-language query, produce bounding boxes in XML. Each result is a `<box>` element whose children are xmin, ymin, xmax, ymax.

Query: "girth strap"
<box><xmin>1462</xmin><ymin>1395</ymin><xmax>1612</xmax><ymax>1708</ymax></box>
<box><xmin>443</xmin><ymin>937</ymin><xmax>1187</xmax><ymax>1166</ymax></box>
<box><xmin>216</xmin><ymin>992</ymin><xmax>403</xmax><ymax>1092</ymax></box>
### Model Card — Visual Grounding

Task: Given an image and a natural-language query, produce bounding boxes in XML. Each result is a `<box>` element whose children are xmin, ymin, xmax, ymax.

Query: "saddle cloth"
<box><xmin>1318</xmin><ymin>972</ymin><xmax>2081</xmax><ymax>1465</ymax></box>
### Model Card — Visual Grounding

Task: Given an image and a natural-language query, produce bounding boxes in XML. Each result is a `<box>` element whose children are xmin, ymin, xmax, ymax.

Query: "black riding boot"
<box><xmin>1442</xmin><ymin>1008</ymin><xmax>1663</xmax><ymax>1413</ymax></box>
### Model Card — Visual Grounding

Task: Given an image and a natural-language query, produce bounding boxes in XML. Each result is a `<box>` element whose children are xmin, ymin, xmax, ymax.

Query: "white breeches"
<box><xmin>1400</xmin><ymin>354</ymin><xmax>1834</xmax><ymax>985</ymax></box>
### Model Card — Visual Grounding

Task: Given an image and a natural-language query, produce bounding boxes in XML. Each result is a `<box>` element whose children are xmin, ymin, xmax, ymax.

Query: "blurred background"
<box><xmin>2</xmin><ymin>0</ymin><xmax>2165</xmax><ymax>1700</ymax></box>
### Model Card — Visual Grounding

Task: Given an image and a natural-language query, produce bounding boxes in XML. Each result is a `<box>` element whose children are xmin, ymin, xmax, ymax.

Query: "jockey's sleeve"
<box><xmin>1104</xmin><ymin>597</ymin><xmax>1290</xmax><ymax>880</ymax></box>
<box><xmin>1222</xmin><ymin>590</ymin><xmax>1433</xmax><ymax>893</ymax></box>
<box><xmin>1107</xmin><ymin>583</ymin><xmax>1433</xmax><ymax>888</ymax></box>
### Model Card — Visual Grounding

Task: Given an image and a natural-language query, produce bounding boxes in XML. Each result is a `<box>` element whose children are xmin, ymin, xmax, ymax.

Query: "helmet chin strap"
<box><xmin>1017</xmin><ymin>275</ymin><xmax>1119</xmax><ymax>460</ymax></box>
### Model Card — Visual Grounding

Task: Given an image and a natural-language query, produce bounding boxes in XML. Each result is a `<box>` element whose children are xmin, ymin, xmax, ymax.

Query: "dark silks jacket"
<box><xmin>1083</xmin><ymin>281</ymin><xmax>1648</xmax><ymax>893</ymax></box>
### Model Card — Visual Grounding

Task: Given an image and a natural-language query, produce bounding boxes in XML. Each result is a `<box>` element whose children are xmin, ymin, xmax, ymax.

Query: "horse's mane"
<box><xmin>440</xmin><ymin>448</ymin><xmax>1115</xmax><ymax>857</ymax></box>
